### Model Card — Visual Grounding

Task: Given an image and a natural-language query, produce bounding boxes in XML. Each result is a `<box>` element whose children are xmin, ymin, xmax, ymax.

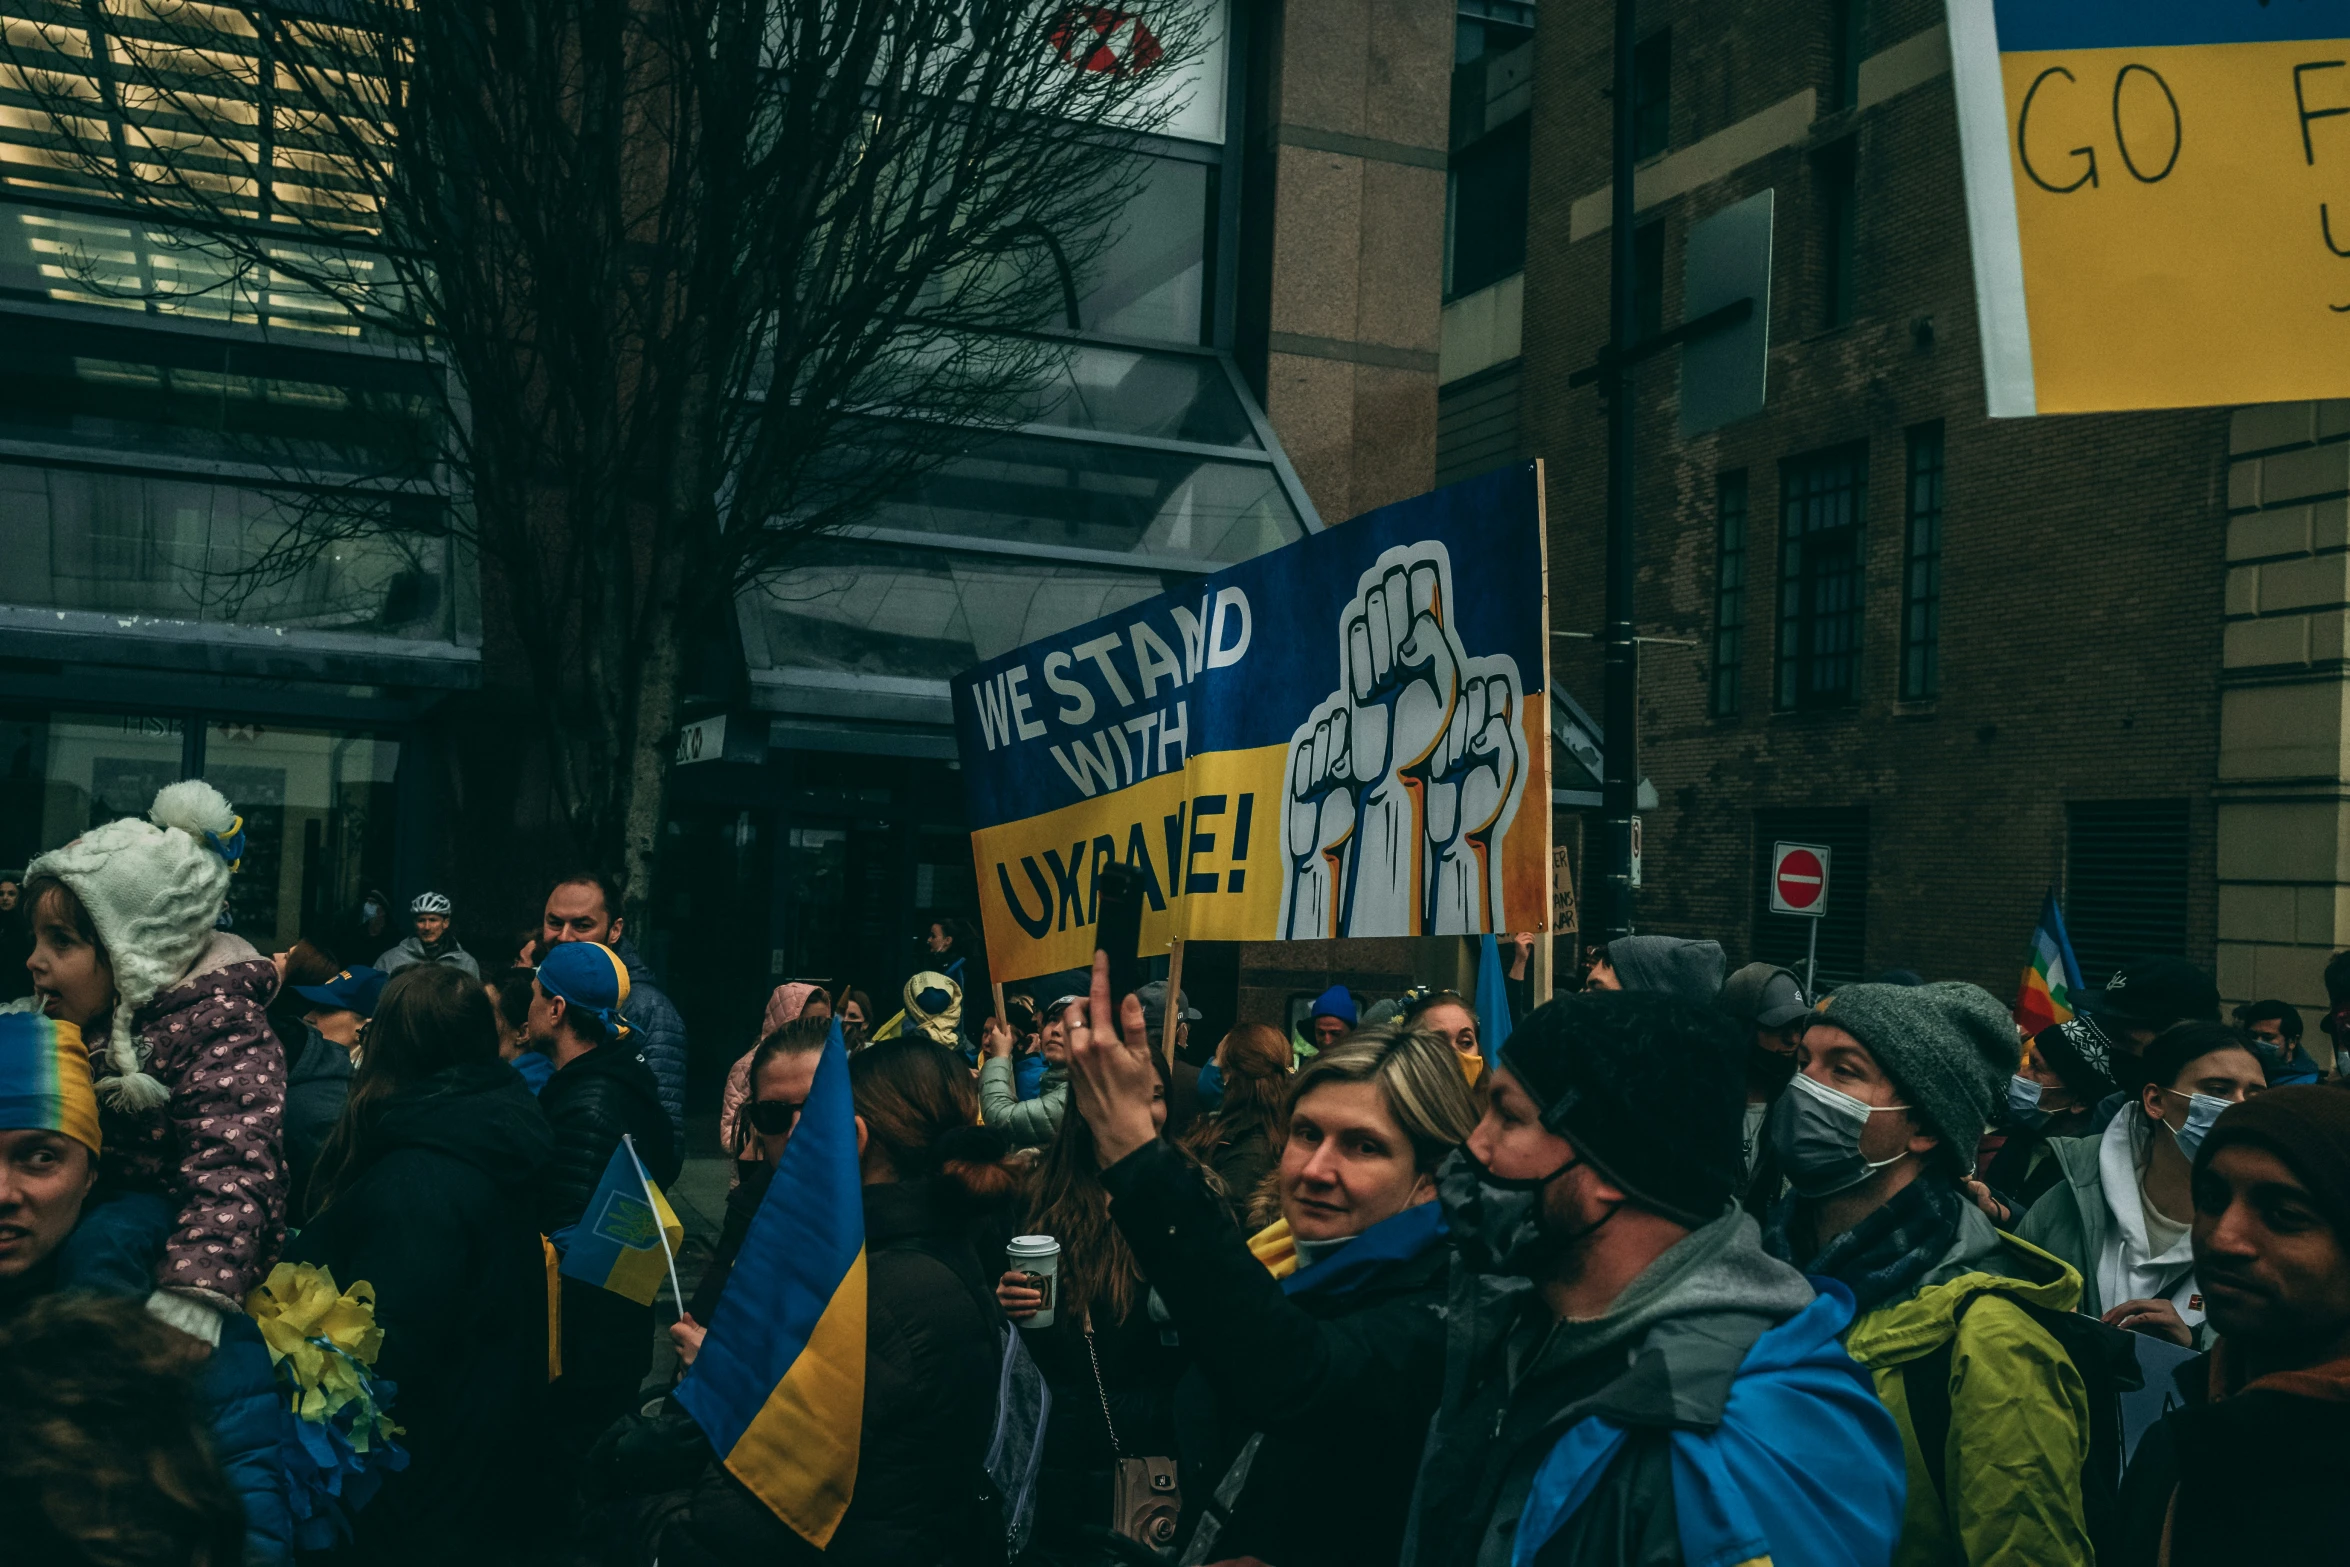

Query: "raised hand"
<box><xmin>1064</xmin><ymin>951</ymin><xmax>1159</xmax><ymax>1166</ymax></box>
<box><xmin>1417</xmin><ymin>664</ymin><xmax>1523</xmax><ymax>933</ymax></box>
<box><xmin>1284</xmin><ymin>710</ymin><xmax>1357</xmax><ymax>939</ymax></box>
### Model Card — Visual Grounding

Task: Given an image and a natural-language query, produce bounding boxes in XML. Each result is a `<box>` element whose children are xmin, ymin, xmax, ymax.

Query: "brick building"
<box><xmin>1436</xmin><ymin>0</ymin><xmax>2350</xmax><ymax>1031</ymax></box>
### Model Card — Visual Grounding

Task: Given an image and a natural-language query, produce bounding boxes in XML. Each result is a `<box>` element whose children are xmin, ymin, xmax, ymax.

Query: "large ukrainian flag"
<box><xmin>676</xmin><ymin>1019</ymin><xmax>865</xmax><ymax>1546</ymax></box>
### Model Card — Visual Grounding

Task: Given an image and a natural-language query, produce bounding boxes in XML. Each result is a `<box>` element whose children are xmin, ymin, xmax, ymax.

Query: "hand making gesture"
<box><xmin>1063</xmin><ymin>950</ymin><xmax>1161</xmax><ymax>1166</ymax></box>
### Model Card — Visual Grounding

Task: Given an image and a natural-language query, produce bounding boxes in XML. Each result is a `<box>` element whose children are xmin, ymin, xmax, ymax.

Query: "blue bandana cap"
<box><xmin>537</xmin><ymin>941</ymin><xmax>633</xmax><ymax>1040</ymax></box>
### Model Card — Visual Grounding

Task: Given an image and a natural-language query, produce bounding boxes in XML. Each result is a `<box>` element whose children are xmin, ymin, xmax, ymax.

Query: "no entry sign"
<box><xmin>1770</xmin><ymin>842</ymin><xmax>1830</xmax><ymax>918</ymax></box>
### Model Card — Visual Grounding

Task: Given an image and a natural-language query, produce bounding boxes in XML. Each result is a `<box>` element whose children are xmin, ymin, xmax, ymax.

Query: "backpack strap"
<box><xmin>1899</xmin><ymin>1336</ymin><xmax>1959</xmax><ymax>1505</ymax></box>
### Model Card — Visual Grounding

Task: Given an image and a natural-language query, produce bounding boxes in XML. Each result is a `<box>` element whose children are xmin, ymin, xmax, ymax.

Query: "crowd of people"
<box><xmin>3</xmin><ymin>783</ymin><xmax>2349</xmax><ymax>1566</ymax></box>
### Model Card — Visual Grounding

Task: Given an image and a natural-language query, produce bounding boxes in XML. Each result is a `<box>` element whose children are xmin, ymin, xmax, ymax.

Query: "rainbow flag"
<box><xmin>2014</xmin><ymin>892</ymin><xmax>2087</xmax><ymax>1038</ymax></box>
<box><xmin>676</xmin><ymin>1018</ymin><xmax>865</xmax><ymax>1547</ymax></box>
<box><xmin>556</xmin><ymin>1134</ymin><xmax>683</xmax><ymax>1308</ymax></box>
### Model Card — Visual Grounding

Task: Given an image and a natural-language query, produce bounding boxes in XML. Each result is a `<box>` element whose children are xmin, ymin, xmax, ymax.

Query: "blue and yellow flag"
<box><xmin>676</xmin><ymin>1019</ymin><xmax>865</xmax><ymax>1547</ymax></box>
<box><xmin>556</xmin><ymin>1135</ymin><xmax>683</xmax><ymax>1309</ymax></box>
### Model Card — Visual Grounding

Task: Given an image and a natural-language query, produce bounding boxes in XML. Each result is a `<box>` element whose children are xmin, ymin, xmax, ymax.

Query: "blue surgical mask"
<box><xmin>1195</xmin><ymin>1058</ymin><xmax>1225</xmax><ymax>1111</ymax></box>
<box><xmin>2006</xmin><ymin>1074</ymin><xmax>2051</xmax><ymax>1129</ymax></box>
<box><xmin>2164</xmin><ymin>1089</ymin><xmax>2232</xmax><ymax>1164</ymax></box>
<box><xmin>1767</xmin><ymin>1070</ymin><xmax>1914</xmax><ymax>1197</ymax></box>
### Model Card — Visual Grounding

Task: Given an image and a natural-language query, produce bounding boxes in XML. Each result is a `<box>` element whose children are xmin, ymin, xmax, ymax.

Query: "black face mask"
<box><xmin>1438</xmin><ymin>1147</ymin><xmax>1623</xmax><ymax>1277</ymax></box>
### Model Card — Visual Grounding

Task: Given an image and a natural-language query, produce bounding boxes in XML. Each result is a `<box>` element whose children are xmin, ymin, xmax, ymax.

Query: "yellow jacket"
<box><xmin>1841</xmin><ymin>1212</ymin><xmax>2094</xmax><ymax>1567</ymax></box>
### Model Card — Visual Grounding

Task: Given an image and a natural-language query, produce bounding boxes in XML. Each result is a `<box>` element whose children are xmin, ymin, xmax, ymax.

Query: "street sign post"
<box><xmin>1769</xmin><ymin>841</ymin><xmax>1831</xmax><ymax>994</ymax></box>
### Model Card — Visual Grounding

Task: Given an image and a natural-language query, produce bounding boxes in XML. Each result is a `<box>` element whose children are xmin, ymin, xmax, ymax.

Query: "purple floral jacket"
<box><xmin>91</xmin><ymin>934</ymin><xmax>290</xmax><ymax>1308</ymax></box>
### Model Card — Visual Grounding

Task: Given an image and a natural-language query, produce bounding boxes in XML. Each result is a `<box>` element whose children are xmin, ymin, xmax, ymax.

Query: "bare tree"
<box><xmin>0</xmin><ymin>0</ymin><xmax>1207</xmax><ymax>905</ymax></box>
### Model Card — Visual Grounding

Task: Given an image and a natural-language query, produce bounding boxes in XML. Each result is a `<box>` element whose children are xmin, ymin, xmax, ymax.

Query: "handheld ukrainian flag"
<box><xmin>557</xmin><ymin>1134</ymin><xmax>683</xmax><ymax>1309</ymax></box>
<box><xmin>676</xmin><ymin>1017</ymin><xmax>865</xmax><ymax>1547</ymax></box>
<box><xmin>2014</xmin><ymin>891</ymin><xmax>2087</xmax><ymax>1038</ymax></box>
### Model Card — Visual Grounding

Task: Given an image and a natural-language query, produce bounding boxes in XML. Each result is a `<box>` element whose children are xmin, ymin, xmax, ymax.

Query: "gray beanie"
<box><xmin>1605</xmin><ymin>935</ymin><xmax>1726</xmax><ymax>1005</ymax></box>
<box><xmin>1810</xmin><ymin>981</ymin><xmax>2018</xmax><ymax>1169</ymax></box>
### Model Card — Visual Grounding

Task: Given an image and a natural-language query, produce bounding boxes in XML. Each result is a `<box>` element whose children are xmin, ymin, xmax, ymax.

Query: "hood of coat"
<box><xmin>1841</xmin><ymin>1210</ymin><xmax>2083</xmax><ymax>1369</ymax></box>
<box><xmin>287</xmin><ymin>1021</ymin><xmax>353</xmax><ymax>1089</ymax></box>
<box><xmin>137</xmin><ymin>931</ymin><xmax>276</xmax><ymax>1025</ymax></box>
<box><xmin>357</xmin><ymin>1057</ymin><xmax>553</xmax><ymax>1186</ymax></box>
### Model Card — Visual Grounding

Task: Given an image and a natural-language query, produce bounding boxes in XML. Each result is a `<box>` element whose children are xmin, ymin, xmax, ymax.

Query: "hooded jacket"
<box><xmin>1099</xmin><ymin>1138</ymin><xmax>1451</xmax><ymax>1567</ymax></box>
<box><xmin>286</xmin><ymin>1057</ymin><xmax>554</xmax><ymax>1562</ymax></box>
<box><xmin>2117</xmin><ymin>1348</ymin><xmax>2350</xmax><ymax>1565</ymax></box>
<box><xmin>374</xmin><ymin>933</ymin><xmax>481</xmax><ymax>980</ymax></box>
<box><xmin>1836</xmin><ymin>1202</ymin><xmax>2094</xmax><ymax>1567</ymax></box>
<box><xmin>2016</xmin><ymin>1116</ymin><xmax>2205</xmax><ymax>1332</ymax></box>
<box><xmin>1404</xmin><ymin>1192</ymin><xmax>1824</xmax><ymax>1567</ymax></box>
<box><xmin>93</xmin><ymin>931</ymin><xmax>288</xmax><ymax>1310</ymax></box>
<box><xmin>613</xmin><ymin>937</ymin><xmax>688</xmax><ymax>1143</ymax></box>
<box><xmin>1604</xmin><ymin>936</ymin><xmax>1727</xmax><ymax>1005</ymax></box>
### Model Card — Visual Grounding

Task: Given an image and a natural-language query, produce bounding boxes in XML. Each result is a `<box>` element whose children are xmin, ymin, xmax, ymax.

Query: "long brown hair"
<box><xmin>308</xmin><ymin>964</ymin><xmax>499</xmax><ymax>1219</ymax></box>
<box><xmin>848</xmin><ymin>1039</ymin><xmax>1014</xmax><ymax>1204</ymax></box>
<box><xmin>1026</xmin><ymin>1110</ymin><xmax>1142</xmax><ymax>1326</ymax></box>
<box><xmin>1181</xmin><ymin>1023</ymin><xmax>1291</xmax><ymax>1160</ymax></box>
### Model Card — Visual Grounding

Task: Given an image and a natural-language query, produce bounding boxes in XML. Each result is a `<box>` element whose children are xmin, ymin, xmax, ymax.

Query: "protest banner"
<box><xmin>1947</xmin><ymin>0</ymin><xmax>2350</xmax><ymax>414</ymax></box>
<box><xmin>953</xmin><ymin>463</ymin><xmax>1552</xmax><ymax>982</ymax></box>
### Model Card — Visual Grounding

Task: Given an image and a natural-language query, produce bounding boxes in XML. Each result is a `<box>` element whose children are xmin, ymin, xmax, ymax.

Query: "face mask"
<box><xmin>2006</xmin><ymin>1074</ymin><xmax>2050</xmax><ymax>1129</ymax></box>
<box><xmin>1438</xmin><ymin>1146</ymin><xmax>1617</xmax><ymax>1277</ymax></box>
<box><xmin>363</xmin><ymin>900</ymin><xmax>383</xmax><ymax>921</ymax></box>
<box><xmin>2246</xmin><ymin>1039</ymin><xmax>2288</xmax><ymax>1079</ymax></box>
<box><xmin>1194</xmin><ymin>1059</ymin><xmax>1225</xmax><ymax>1111</ymax></box>
<box><xmin>1767</xmin><ymin>1070</ymin><xmax>1913</xmax><ymax>1198</ymax></box>
<box><xmin>2164</xmin><ymin>1089</ymin><xmax>2231</xmax><ymax>1164</ymax></box>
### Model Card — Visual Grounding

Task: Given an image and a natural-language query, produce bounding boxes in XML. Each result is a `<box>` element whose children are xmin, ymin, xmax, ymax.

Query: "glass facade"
<box><xmin>0</xmin><ymin>709</ymin><xmax>398</xmax><ymax>956</ymax></box>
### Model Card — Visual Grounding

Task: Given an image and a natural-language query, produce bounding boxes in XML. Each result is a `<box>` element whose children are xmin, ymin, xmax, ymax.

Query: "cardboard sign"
<box><xmin>953</xmin><ymin>464</ymin><xmax>1553</xmax><ymax>981</ymax></box>
<box><xmin>1948</xmin><ymin>0</ymin><xmax>2350</xmax><ymax>414</ymax></box>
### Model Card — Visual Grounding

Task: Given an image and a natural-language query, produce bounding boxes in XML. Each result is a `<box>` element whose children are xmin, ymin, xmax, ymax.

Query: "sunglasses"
<box><xmin>746</xmin><ymin>1098</ymin><xmax>804</xmax><ymax>1136</ymax></box>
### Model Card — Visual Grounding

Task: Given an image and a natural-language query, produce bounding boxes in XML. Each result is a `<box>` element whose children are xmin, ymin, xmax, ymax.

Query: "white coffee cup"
<box><xmin>1006</xmin><ymin>1233</ymin><xmax>1062</xmax><ymax>1330</ymax></box>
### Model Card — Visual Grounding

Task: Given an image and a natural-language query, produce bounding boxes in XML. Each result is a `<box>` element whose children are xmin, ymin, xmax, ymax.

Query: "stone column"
<box><xmin>2217</xmin><ymin>400</ymin><xmax>2350</xmax><ymax>1061</ymax></box>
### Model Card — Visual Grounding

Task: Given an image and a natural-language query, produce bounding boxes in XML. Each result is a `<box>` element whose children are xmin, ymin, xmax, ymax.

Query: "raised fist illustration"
<box><xmin>1280</xmin><ymin>542</ymin><xmax>1526</xmax><ymax>938</ymax></box>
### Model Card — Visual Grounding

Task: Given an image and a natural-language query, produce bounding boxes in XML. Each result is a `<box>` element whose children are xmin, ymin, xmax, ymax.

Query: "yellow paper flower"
<box><xmin>247</xmin><ymin>1263</ymin><xmax>393</xmax><ymax>1426</ymax></box>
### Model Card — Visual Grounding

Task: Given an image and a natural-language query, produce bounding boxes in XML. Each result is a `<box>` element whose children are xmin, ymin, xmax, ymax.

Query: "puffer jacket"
<box><xmin>288</xmin><ymin>1057</ymin><xmax>554</xmax><ymax>1562</ymax></box>
<box><xmin>203</xmin><ymin>1311</ymin><xmax>297</xmax><ymax>1565</ymax></box>
<box><xmin>614</xmin><ymin>936</ymin><xmax>687</xmax><ymax>1143</ymax></box>
<box><xmin>651</xmin><ymin>1179</ymin><xmax>1003</xmax><ymax>1567</ymax></box>
<box><xmin>977</xmin><ymin>1055</ymin><xmax>1066</xmax><ymax>1148</ymax></box>
<box><xmin>91</xmin><ymin>931</ymin><xmax>288</xmax><ymax>1309</ymax></box>
<box><xmin>1838</xmin><ymin>1203</ymin><xmax>2093</xmax><ymax>1567</ymax></box>
<box><xmin>538</xmin><ymin>1039</ymin><xmax>681</xmax><ymax>1233</ymax></box>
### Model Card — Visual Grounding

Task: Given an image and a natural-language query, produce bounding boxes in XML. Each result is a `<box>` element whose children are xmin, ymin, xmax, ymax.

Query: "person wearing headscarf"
<box><xmin>716</xmin><ymin>982</ymin><xmax>829</xmax><ymax>1167</ymax></box>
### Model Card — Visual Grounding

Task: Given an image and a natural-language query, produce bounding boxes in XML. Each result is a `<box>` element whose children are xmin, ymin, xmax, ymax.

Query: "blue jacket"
<box><xmin>615</xmin><ymin>937</ymin><xmax>688</xmax><ymax>1141</ymax></box>
<box><xmin>206</xmin><ymin>1314</ymin><xmax>297</xmax><ymax>1565</ymax></box>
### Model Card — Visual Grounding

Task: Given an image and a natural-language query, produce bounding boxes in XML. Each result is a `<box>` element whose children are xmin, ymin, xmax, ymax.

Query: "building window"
<box><xmin>1752</xmin><ymin>807</ymin><xmax>1870</xmax><ymax>986</ymax></box>
<box><xmin>2066</xmin><ymin>800</ymin><xmax>2190</xmax><ymax>980</ymax></box>
<box><xmin>1901</xmin><ymin>423</ymin><xmax>1945</xmax><ymax>701</ymax></box>
<box><xmin>1817</xmin><ymin>141</ymin><xmax>1858</xmax><ymax>328</ymax></box>
<box><xmin>1445</xmin><ymin>117</ymin><xmax>1530</xmax><ymax>300</ymax></box>
<box><xmin>1828</xmin><ymin>0</ymin><xmax>1867</xmax><ymax>112</ymax></box>
<box><xmin>1712</xmin><ymin>471</ymin><xmax>1749</xmax><ymax>716</ymax></box>
<box><xmin>1633</xmin><ymin>221</ymin><xmax>1665</xmax><ymax>342</ymax></box>
<box><xmin>1633</xmin><ymin>30</ymin><xmax>1671</xmax><ymax>160</ymax></box>
<box><xmin>1777</xmin><ymin>442</ymin><xmax>1868</xmax><ymax>710</ymax></box>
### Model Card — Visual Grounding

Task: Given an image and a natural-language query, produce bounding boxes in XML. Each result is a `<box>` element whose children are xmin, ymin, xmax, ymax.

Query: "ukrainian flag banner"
<box><xmin>1948</xmin><ymin>0</ymin><xmax>2350</xmax><ymax>414</ymax></box>
<box><xmin>676</xmin><ymin>1019</ymin><xmax>865</xmax><ymax>1546</ymax></box>
<box><xmin>556</xmin><ymin>1134</ymin><xmax>684</xmax><ymax>1309</ymax></box>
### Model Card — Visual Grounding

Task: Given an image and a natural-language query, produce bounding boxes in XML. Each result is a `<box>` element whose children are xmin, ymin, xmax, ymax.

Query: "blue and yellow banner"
<box><xmin>555</xmin><ymin>1135</ymin><xmax>682</xmax><ymax>1309</ymax></box>
<box><xmin>953</xmin><ymin>464</ymin><xmax>1552</xmax><ymax>982</ymax></box>
<box><xmin>1949</xmin><ymin>0</ymin><xmax>2350</xmax><ymax>414</ymax></box>
<box><xmin>675</xmin><ymin>1020</ymin><xmax>865</xmax><ymax>1547</ymax></box>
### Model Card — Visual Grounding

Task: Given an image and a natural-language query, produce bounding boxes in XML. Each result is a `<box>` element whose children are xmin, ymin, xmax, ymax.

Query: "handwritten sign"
<box><xmin>1948</xmin><ymin>0</ymin><xmax>2350</xmax><ymax>414</ymax></box>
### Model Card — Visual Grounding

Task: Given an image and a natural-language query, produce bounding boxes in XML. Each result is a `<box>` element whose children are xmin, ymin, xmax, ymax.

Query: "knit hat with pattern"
<box><xmin>28</xmin><ymin>781</ymin><xmax>243</xmax><ymax>1114</ymax></box>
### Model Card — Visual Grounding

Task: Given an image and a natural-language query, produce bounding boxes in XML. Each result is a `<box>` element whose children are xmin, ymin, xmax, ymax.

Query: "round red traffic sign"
<box><xmin>1774</xmin><ymin>847</ymin><xmax>1826</xmax><ymax>911</ymax></box>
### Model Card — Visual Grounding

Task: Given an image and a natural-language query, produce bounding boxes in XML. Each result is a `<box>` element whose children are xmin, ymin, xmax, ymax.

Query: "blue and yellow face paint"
<box><xmin>1951</xmin><ymin>0</ymin><xmax>2350</xmax><ymax>414</ymax></box>
<box><xmin>0</xmin><ymin>1013</ymin><xmax>98</xmax><ymax>1156</ymax></box>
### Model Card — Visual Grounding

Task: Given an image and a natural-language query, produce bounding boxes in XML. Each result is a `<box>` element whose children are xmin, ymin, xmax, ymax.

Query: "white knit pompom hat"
<box><xmin>28</xmin><ymin>780</ymin><xmax>242</xmax><ymax>1114</ymax></box>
